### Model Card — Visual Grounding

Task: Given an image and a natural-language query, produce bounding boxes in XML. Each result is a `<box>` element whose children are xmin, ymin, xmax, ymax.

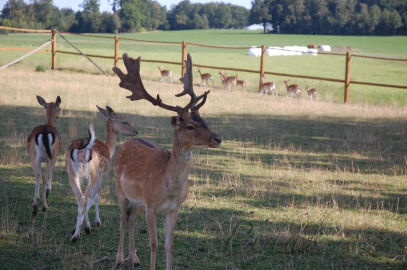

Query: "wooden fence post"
<box><xmin>259</xmin><ymin>45</ymin><xmax>266</xmax><ymax>91</ymax></box>
<box><xmin>181</xmin><ymin>41</ymin><xmax>187</xmax><ymax>76</ymax></box>
<box><xmin>114</xmin><ymin>35</ymin><xmax>119</xmax><ymax>67</ymax></box>
<box><xmin>344</xmin><ymin>51</ymin><xmax>351</xmax><ymax>103</ymax></box>
<box><xmin>51</xmin><ymin>29</ymin><xmax>56</xmax><ymax>69</ymax></box>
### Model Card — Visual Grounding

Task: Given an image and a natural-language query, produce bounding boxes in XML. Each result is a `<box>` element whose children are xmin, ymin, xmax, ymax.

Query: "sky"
<box><xmin>0</xmin><ymin>1</ymin><xmax>252</xmax><ymax>13</ymax></box>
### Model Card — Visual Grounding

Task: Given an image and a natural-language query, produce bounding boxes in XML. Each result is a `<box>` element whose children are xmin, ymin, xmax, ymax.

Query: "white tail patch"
<box><xmin>71</xmin><ymin>124</ymin><xmax>96</xmax><ymax>164</ymax></box>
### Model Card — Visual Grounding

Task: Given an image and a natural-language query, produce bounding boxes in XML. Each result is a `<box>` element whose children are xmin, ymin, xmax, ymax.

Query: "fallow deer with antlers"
<box><xmin>158</xmin><ymin>66</ymin><xmax>173</xmax><ymax>83</ymax></box>
<box><xmin>112</xmin><ymin>53</ymin><xmax>221</xmax><ymax>269</ymax></box>
<box><xmin>198</xmin><ymin>68</ymin><xmax>214</xmax><ymax>86</ymax></box>
<box><xmin>27</xmin><ymin>95</ymin><xmax>62</xmax><ymax>216</ymax></box>
<box><xmin>66</xmin><ymin>106</ymin><xmax>137</xmax><ymax>242</ymax></box>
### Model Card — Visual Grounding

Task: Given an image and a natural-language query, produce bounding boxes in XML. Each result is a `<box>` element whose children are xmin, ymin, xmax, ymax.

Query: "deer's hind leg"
<box><xmin>31</xmin><ymin>155</ymin><xmax>42</xmax><ymax>217</ymax></box>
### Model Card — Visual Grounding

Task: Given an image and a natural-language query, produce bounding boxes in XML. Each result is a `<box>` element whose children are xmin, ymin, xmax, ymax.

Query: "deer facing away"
<box><xmin>66</xmin><ymin>106</ymin><xmax>137</xmax><ymax>242</ymax></box>
<box><xmin>158</xmin><ymin>66</ymin><xmax>173</xmax><ymax>83</ymax></box>
<box><xmin>112</xmin><ymin>53</ymin><xmax>221</xmax><ymax>269</ymax></box>
<box><xmin>27</xmin><ymin>95</ymin><xmax>62</xmax><ymax>216</ymax></box>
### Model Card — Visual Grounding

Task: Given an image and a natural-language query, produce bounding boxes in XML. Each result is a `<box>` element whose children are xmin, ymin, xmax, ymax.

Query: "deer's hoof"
<box><xmin>71</xmin><ymin>235</ymin><xmax>78</xmax><ymax>243</ymax></box>
<box><xmin>32</xmin><ymin>205</ymin><xmax>38</xmax><ymax>217</ymax></box>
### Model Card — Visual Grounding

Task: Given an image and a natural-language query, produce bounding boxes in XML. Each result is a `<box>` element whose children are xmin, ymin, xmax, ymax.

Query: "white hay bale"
<box><xmin>248</xmin><ymin>46</ymin><xmax>262</xmax><ymax>57</ymax></box>
<box><xmin>306</xmin><ymin>48</ymin><xmax>318</xmax><ymax>56</ymax></box>
<box><xmin>319</xmin><ymin>45</ymin><xmax>331</xmax><ymax>52</ymax></box>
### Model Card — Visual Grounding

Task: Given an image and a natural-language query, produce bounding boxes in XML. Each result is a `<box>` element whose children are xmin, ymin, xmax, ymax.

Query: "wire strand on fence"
<box><xmin>0</xmin><ymin>40</ymin><xmax>52</xmax><ymax>70</ymax></box>
<box><xmin>57</xmin><ymin>31</ymin><xmax>107</xmax><ymax>75</ymax></box>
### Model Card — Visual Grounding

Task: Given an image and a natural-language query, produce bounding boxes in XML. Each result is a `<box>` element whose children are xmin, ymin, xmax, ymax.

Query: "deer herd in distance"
<box><xmin>158</xmin><ymin>65</ymin><xmax>318</xmax><ymax>101</ymax></box>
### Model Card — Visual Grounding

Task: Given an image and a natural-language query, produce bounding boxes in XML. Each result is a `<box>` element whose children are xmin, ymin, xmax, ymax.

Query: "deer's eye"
<box><xmin>122</xmin><ymin>121</ymin><xmax>128</xmax><ymax>124</ymax></box>
<box><xmin>186</xmin><ymin>125</ymin><xmax>195</xmax><ymax>130</ymax></box>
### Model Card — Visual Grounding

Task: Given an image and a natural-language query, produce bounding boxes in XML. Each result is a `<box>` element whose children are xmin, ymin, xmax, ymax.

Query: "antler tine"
<box><xmin>176</xmin><ymin>54</ymin><xmax>210</xmax><ymax>112</ymax></box>
<box><xmin>192</xmin><ymin>90</ymin><xmax>210</xmax><ymax>112</ymax></box>
<box><xmin>113</xmin><ymin>53</ymin><xmax>180</xmax><ymax>113</ymax></box>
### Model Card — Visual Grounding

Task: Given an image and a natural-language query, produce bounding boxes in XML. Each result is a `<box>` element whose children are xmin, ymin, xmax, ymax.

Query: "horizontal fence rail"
<box><xmin>1</xmin><ymin>26</ymin><xmax>407</xmax><ymax>103</ymax></box>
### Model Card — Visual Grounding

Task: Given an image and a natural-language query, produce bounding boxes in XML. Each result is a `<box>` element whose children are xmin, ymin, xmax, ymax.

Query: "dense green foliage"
<box><xmin>1</xmin><ymin>0</ymin><xmax>406</xmax><ymax>35</ymax></box>
<box><xmin>250</xmin><ymin>0</ymin><xmax>407</xmax><ymax>35</ymax></box>
<box><xmin>0</xmin><ymin>0</ymin><xmax>248</xmax><ymax>33</ymax></box>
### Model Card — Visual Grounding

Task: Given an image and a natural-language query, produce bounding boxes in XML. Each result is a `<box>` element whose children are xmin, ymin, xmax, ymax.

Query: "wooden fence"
<box><xmin>1</xmin><ymin>26</ymin><xmax>407</xmax><ymax>103</ymax></box>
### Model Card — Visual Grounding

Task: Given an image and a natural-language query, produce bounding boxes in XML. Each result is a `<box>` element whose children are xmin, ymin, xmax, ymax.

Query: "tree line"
<box><xmin>1</xmin><ymin>0</ymin><xmax>406</xmax><ymax>35</ymax></box>
<box><xmin>0</xmin><ymin>0</ymin><xmax>248</xmax><ymax>33</ymax></box>
<box><xmin>250</xmin><ymin>0</ymin><xmax>407</xmax><ymax>35</ymax></box>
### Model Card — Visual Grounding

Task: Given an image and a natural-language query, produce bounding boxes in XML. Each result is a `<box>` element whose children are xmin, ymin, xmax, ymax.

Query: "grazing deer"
<box><xmin>112</xmin><ymin>53</ymin><xmax>221</xmax><ymax>269</ymax></box>
<box><xmin>219</xmin><ymin>71</ymin><xmax>237</xmax><ymax>91</ymax></box>
<box><xmin>197</xmin><ymin>69</ymin><xmax>214</xmax><ymax>86</ymax></box>
<box><xmin>236</xmin><ymin>75</ymin><xmax>247</xmax><ymax>89</ymax></box>
<box><xmin>306</xmin><ymin>86</ymin><xmax>318</xmax><ymax>101</ymax></box>
<box><xmin>259</xmin><ymin>79</ymin><xmax>277</xmax><ymax>96</ymax></box>
<box><xmin>27</xmin><ymin>95</ymin><xmax>62</xmax><ymax>216</ymax></box>
<box><xmin>66</xmin><ymin>106</ymin><xmax>137</xmax><ymax>242</ymax></box>
<box><xmin>158</xmin><ymin>66</ymin><xmax>173</xmax><ymax>83</ymax></box>
<box><xmin>284</xmin><ymin>80</ymin><xmax>301</xmax><ymax>99</ymax></box>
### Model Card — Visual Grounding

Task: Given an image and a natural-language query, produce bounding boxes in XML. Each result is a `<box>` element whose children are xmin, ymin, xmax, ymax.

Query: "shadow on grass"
<box><xmin>1</xmin><ymin>170</ymin><xmax>406</xmax><ymax>269</ymax></box>
<box><xmin>1</xmin><ymin>105</ymin><xmax>407</xmax><ymax>268</ymax></box>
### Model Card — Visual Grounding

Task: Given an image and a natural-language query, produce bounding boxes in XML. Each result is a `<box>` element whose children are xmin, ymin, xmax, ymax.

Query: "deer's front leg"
<box><xmin>165</xmin><ymin>210</ymin><xmax>179</xmax><ymax>270</ymax></box>
<box><xmin>146</xmin><ymin>208</ymin><xmax>158</xmax><ymax>270</ymax></box>
<box><xmin>116</xmin><ymin>198</ymin><xmax>129</xmax><ymax>266</ymax></box>
<box><xmin>128</xmin><ymin>206</ymin><xmax>140</xmax><ymax>267</ymax></box>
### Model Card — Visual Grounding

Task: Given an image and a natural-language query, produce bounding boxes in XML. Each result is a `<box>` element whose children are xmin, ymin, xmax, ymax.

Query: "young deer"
<box><xmin>112</xmin><ymin>53</ymin><xmax>221</xmax><ymax>269</ymax></box>
<box><xmin>284</xmin><ymin>80</ymin><xmax>301</xmax><ymax>99</ymax></box>
<box><xmin>306</xmin><ymin>86</ymin><xmax>318</xmax><ymax>101</ymax></box>
<box><xmin>197</xmin><ymin>69</ymin><xmax>214</xmax><ymax>86</ymax></box>
<box><xmin>66</xmin><ymin>106</ymin><xmax>137</xmax><ymax>242</ymax></box>
<box><xmin>27</xmin><ymin>95</ymin><xmax>62</xmax><ymax>216</ymax></box>
<box><xmin>259</xmin><ymin>79</ymin><xmax>277</xmax><ymax>96</ymax></box>
<box><xmin>158</xmin><ymin>66</ymin><xmax>173</xmax><ymax>83</ymax></box>
<box><xmin>236</xmin><ymin>75</ymin><xmax>247</xmax><ymax>89</ymax></box>
<box><xmin>219</xmin><ymin>71</ymin><xmax>237</xmax><ymax>91</ymax></box>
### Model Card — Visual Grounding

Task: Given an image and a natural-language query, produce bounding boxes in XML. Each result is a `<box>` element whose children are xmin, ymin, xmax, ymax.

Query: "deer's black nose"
<box><xmin>211</xmin><ymin>135</ymin><xmax>222</xmax><ymax>145</ymax></box>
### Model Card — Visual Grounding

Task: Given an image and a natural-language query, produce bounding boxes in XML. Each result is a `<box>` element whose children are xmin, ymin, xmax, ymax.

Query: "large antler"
<box><xmin>177</xmin><ymin>54</ymin><xmax>210</xmax><ymax>112</ymax></box>
<box><xmin>113</xmin><ymin>53</ymin><xmax>209</xmax><ymax>115</ymax></box>
<box><xmin>113</xmin><ymin>53</ymin><xmax>180</xmax><ymax>113</ymax></box>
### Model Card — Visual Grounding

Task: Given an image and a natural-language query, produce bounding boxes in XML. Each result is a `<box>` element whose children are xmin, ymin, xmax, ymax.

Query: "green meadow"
<box><xmin>1</xmin><ymin>29</ymin><xmax>407</xmax><ymax>105</ymax></box>
<box><xmin>1</xmin><ymin>30</ymin><xmax>407</xmax><ymax>269</ymax></box>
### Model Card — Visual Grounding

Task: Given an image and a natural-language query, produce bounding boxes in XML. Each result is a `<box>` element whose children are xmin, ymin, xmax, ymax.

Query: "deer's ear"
<box><xmin>55</xmin><ymin>96</ymin><xmax>61</xmax><ymax>106</ymax></box>
<box><xmin>171</xmin><ymin>116</ymin><xmax>181</xmax><ymax>128</ymax></box>
<box><xmin>96</xmin><ymin>105</ymin><xmax>109</xmax><ymax>118</ymax></box>
<box><xmin>106</xmin><ymin>106</ymin><xmax>117</xmax><ymax>119</ymax></box>
<box><xmin>37</xmin><ymin>95</ymin><xmax>47</xmax><ymax>107</ymax></box>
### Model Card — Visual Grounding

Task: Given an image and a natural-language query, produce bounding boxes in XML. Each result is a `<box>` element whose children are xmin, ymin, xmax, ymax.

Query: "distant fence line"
<box><xmin>1</xmin><ymin>26</ymin><xmax>407</xmax><ymax>103</ymax></box>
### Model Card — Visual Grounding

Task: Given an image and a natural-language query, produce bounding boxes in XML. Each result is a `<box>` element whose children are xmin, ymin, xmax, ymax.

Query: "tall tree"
<box><xmin>249</xmin><ymin>0</ymin><xmax>272</xmax><ymax>33</ymax></box>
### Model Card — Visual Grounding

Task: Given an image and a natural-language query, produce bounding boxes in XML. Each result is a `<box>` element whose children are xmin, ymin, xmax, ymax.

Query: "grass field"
<box><xmin>1</xmin><ymin>29</ymin><xmax>407</xmax><ymax>105</ymax></box>
<box><xmin>1</xmin><ymin>30</ymin><xmax>407</xmax><ymax>269</ymax></box>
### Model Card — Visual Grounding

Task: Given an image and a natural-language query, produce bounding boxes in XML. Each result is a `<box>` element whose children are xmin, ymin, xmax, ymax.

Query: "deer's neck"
<box><xmin>167</xmin><ymin>132</ymin><xmax>193</xmax><ymax>191</ymax></box>
<box><xmin>105</xmin><ymin>120</ymin><xmax>118</xmax><ymax>159</ymax></box>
